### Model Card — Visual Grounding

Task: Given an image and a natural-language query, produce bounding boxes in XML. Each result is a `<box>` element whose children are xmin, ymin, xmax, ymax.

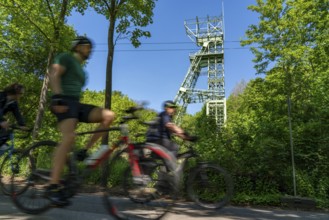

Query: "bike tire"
<box><xmin>11</xmin><ymin>140</ymin><xmax>58</xmax><ymax>214</ymax></box>
<box><xmin>103</xmin><ymin>145</ymin><xmax>177</xmax><ymax>220</ymax></box>
<box><xmin>0</xmin><ymin>150</ymin><xmax>27</xmax><ymax>195</ymax></box>
<box><xmin>187</xmin><ymin>163</ymin><xmax>233</xmax><ymax>209</ymax></box>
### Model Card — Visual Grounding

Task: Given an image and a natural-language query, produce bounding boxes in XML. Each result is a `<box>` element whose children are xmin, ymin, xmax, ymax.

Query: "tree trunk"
<box><xmin>31</xmin><ymin>0</ymin><xmax>68</xmax><ymax>139</ymax></box>
<box><xmin>101</xmin><ymin>10</ymin><xmax>116</xmax><ymax>187</ymax></box>
<box><xmin>32</xmin><ymin>49</ymin><xmax>55</xmax><ymax>139</ymax></box>
<box><xmin>101</xmin><ymin>12</ymin><xmax>116</xmax><ymax>145</ymax></box>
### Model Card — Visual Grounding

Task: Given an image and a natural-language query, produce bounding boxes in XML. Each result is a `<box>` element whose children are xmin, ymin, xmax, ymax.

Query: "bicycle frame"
<box><xmin>177</xmin><ymin>143</ymin><xmax>200</xmax><ymax>163</ymax></box>
<box><xmin>0</xmin><ymin>131</ymin><xmax>17</xmax><ymax>183</ymax></box>
<box><xmin>1</xmin><ymin>125</ymin><xmax>30</xmax><ymax>150</ymax></box>
<box><xmin>0</xmin><ymin>126</ymin><xmax>31</xmax><ymax>195</ymax></box>
<box><xmin>77</xmin><ymin>123</ymin><xmax>176</xmax><ymax>177</ymax></box>
<box><xmin>21</xmin><ymin>109</ymin><xmax>177</xmax><ymax>194</ymax></box>
<box><xmin>0</xmin><ymin>126</ymin><xmax>30</xmax><ymax>169</ymax></box>
<box><xmin>10</xmin><ymin>107</ymin><xmax>183</xmax><ymax>218</ymax></box>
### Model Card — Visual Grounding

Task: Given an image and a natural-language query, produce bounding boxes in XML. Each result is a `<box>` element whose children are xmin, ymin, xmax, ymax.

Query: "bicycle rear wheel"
<box><xmin>103</xmin><ymin>145</ymin><xmax>177</xmax><ymax>220</ymax></box>
<box><xmin>187</xmin><ymin>163</ymin><xmax>233</xmax><ymax>209</ymax></box>
<box><xmin>0</xmin><ymin>150</ymin><xmax>26</xmax><ymax>195</ymax></box>
<box><xmin>11</xmin><ymin>140</ymin><xmax>57</xmax><ymax>214</ymax></box>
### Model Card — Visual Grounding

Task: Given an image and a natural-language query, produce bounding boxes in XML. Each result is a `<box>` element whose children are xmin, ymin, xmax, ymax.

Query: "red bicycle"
<box><xmin>10</xmin><ymin>105</ymin><xmax>178</xmax><ymax>220</ymax></box>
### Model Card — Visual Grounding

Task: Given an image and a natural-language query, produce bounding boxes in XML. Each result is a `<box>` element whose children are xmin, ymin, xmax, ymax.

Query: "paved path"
<box><xmin>1</xmin><ymin>193</ymin><xmax>328</xmax><ymax>220</ymax></box>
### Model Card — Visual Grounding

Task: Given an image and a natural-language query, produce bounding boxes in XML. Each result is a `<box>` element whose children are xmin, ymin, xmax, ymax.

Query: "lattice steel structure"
<box><xmin>174</xmin><ymin>15</ymin><xmax>226</xmax><ymax>127</ymax></box>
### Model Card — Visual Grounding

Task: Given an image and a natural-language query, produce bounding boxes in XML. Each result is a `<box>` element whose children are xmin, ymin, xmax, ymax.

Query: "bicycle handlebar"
<box><xmin>183</xmin><ymin>135</ymin><xmax>198</xmax><ymax>142</ymax></box>
<box><xmin>4</xmin><ymin>124</ymin><xmax>32</xmax><ymax>139</ymax></box>
<box><xmin>125</xmin><ymin>106</ymin><xmax>144</xmax><ymax>114</ymax></box>
<box><xmin>8</xmin><ymin>124</ymin><xmax>31</xmax><ymax>131</ymax></box>
<box><xmin>124</xmin><ymin>101</ymin><xmax>148</xmax><ymax>114</ymax></box>
<box><xmin>121</xmin><ymin>115</ymin><xmax>139</xmax><ymax>122</ymax></box>
<box><xmin>181</xmin><ymin>132</ymin><xmax>198</xmax><ymax>142</ymax></box>
<box><xmin>76</xmin><ymin>127</ymin><xmax>121</xmax><ymax>135</ymax></box>
<box><xmin>76</xmin><ymin>105</ymin><xmax>146</xmax><ymax>135</ymax></box>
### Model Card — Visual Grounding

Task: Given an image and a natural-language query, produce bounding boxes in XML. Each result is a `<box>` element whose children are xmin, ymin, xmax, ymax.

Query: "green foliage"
<box><xmin>0</xmin><ymin>0</ymin><xmax>76</xmax><ymax>77</ymax></box>
<box><xmin>227</xmin><ymin>0</ymin><xmax>329</xmax><ymax>208</ymax></box>
<box><xmin>0</xmin><ymin>0</ymin><xmax>328</xmax><ymax>210</ymax></box>
<box><xmin>87</xmin><ymin>0</ymin><xmax>157</xmax><ymax>48</ymax></box>
<box><xmin>178</xmin><ymin>0</ymin><xmax>329</xmax><ymax>209</ymax></box>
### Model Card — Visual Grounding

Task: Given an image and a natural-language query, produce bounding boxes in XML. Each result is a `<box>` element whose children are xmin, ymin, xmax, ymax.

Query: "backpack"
<box><xmin>145</xmin><ymin>117</ymin><xmax>161</xmax><ymax>142</ymax></box>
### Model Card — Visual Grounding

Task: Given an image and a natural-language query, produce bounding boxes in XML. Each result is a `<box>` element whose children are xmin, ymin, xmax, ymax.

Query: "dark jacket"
<box><xmin>146</xmin><ymin>111</ymin><xmax>173</xmax><ymax>142</ymax></box>
<box><xmin>0</xmin><ymin>91</ymin><xmax>25</xmax><ymax>126</ymax></box>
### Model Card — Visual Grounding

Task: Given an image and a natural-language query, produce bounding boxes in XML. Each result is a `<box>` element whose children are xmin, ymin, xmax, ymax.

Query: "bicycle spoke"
<box><xmin>0</xmin><ymin>151</ymin><xmax>22</xmax><ymax>195</ymax></box>
<box><xmin>11</xmin><ymin>141</ymin><xmax>57</xmax><ymax>214</ymax></box>
<box><xmin>187</xmin><ymin>164</ymin><xmax>233</xmax><ymax>209</ymax></box>
<box><xmin>103</xmin><ymin>148</ymin><xmax>176</xmax><ymax>220</ymax></box>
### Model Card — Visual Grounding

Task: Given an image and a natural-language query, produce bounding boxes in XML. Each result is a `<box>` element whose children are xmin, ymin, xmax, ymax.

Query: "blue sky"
<box><xmin>67</xmin><ymin>0</ymin><xmax>259</xmax><ymax>113</ymax></box>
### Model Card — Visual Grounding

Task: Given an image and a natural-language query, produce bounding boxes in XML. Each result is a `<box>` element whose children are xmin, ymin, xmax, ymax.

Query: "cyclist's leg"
<box><xmin>46</xmin><ymin>118</ymin><xmax>77</xmax><ymax>206</ymax></box>
<box><xmin>0</xmin><ymin>150</ymin><xmax>21</xmax><ymax>195</ymax></box>
<box><xmin>155</xmin><ymin>139</ymin><xmax>179</xmax><ymax>192</ymax></box>
<box><xmin>11</xmin><ymin>140</ymin><xmax>58</xmax><ymax>214</ymax></box>
<box><xmin>159</xmin><ymin>138</ymin><xmax>179</xmax><ymax>156</ymax></box>
<box><xmin>80</xmin><ymin>104</ymin><xmax>115</xmax><ymax>149</ymax></box>
<box><xmin>104</xmin><ymin>146</ymin><xmax>177</xmax><ymax>220</ymax></box>
<box><xmin>50</xmin><ymin>118</ymin><xmax>77</xmax><ymax>184</ymax></box>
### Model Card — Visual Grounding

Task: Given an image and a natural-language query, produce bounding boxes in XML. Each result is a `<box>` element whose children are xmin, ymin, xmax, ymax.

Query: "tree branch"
<box><xmin>44</xmin><ymin>0</ymin><xmax>57</xmax><ymax>29</ymax></box>
<box><xmin>102</xmin><ymin>0</ymin><xmax>112</xmax><ymax>11</ymax></box>
<box><xmin>56</xmin><ymin>0</ymin><xmax>68</xmax><ymax>38</ymax></box>
<box><xmin>10</xmin><ymin>0</ymin><xmax>51</xmax><ymax>42</ymax></box>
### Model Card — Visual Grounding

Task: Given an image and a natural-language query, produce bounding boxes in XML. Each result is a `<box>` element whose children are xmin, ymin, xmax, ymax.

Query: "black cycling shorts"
<box><xmin>50</xmin><ymin>95</ymin><xmax>96</xmax><ymax>123</ymax></box>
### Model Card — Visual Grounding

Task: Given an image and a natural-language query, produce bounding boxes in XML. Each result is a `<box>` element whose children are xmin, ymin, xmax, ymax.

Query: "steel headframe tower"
<box><xmin>174</xmin><ymin>13</ymin><xmax>226</xmax><ymax>127</ymax></box>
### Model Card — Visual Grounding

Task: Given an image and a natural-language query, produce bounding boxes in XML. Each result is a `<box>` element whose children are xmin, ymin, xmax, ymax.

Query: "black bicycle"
<box><xmin>177</xmin><ymin>139</ymin><xmax>233</xmax><ymax>209</ymax></box>
<box><xmin>118</xmin><ymin>136</ymin><xmax>234</xmax><ymax>210</ymax></box>
<box><xmin>0</xmin><ymin>125</ymin><xmax>31</xmax><ymax>195</ymax></box>
<box><xmin>11</xmin><ymin>106</ymin><xmax>177</xmax><ymax>220</ymax></box>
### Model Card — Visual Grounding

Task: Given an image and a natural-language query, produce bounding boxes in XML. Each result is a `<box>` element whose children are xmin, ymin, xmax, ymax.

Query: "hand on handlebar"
<box><xmin>185</xmin><ymin>135</ymin><xmax>198</xmax><ymax>142</ymax></box>
<box><xmin>0</xmin><ymin>121</ymin><xmax>9</xmax><ymax>130</ymax></box>
<box><xmin>174</xmin><ymin>132</ymin><xmax>198</xmax><ymax>142</ymax></box>
<box><xmin>182</xmin><ymin>132</ymin><xmax>198</xmax><ymax>142</ymax></box>
<box><xmin>17</xmin><ymin>126</ymin><xmax>32</xmax><ymax>132</ymax></box>
<box><xmin>8</xmin><ymin>125</ymin><xmax>32</xmax><ymax>132</ymax></box>
<box><xmin>0</xmin><ymin>122</ymin><xmax>30</xmax><ymax>131</ymax></box>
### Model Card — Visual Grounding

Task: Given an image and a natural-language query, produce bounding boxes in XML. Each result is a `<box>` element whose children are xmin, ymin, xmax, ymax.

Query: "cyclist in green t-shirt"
<box><xmin>47</xmin><ymin>36</ymin><xmax>115</xmax><ymax>206</ymax></box>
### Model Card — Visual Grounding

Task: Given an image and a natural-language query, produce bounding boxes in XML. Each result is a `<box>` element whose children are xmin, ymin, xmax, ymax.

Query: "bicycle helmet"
<box><xmin>71</xmin><ymin>36</ymin><xmax>93</xmax><ymax>51</ymax></box>
<box><xmin>163</xmin><ymin>100</ymin><xmax>177</xmax><ymax>109</ymax></box>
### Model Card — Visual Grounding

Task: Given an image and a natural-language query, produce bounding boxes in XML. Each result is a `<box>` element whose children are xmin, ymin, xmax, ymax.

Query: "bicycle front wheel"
<box><xmin>103</xmin><ymin>146</ymin><xmax>177</xmax><ymax>220</ymax></box>
<box><xmin>11</xmin><ymin>140</ymin><xmax>57</xmax><ymax>214</ymax></box>
<box><xmin>0</xmin><ymin>150</ymin><xmax>25</xmax><ymax>195</ymax></box>
<box><xmin>187</xmin><ymin>163</ymin><xmax>233</xmax><ymax>209</ymax></box>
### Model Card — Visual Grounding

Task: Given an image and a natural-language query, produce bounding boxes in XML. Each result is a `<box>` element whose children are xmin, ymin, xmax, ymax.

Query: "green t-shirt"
<box><xmin>52</xmin><ymin>52</ymin><xmax>87</xmax><ymax>99</ymax></box>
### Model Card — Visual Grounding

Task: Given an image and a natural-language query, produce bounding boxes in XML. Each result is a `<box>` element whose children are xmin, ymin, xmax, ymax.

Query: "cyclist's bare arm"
<box><xmin>165</xmin><ymin>122</ymin><xmax>186</xmax><ymax>139</ymax></box>
<box><xmin>49</xmin><ymin>64</ymin><xmax>68</xmax><ymax>113</ymax></box>
<box><xmin>49</xmin><ymin>64</ymin><xmax>65</xmax><ymax>95</ymax></box>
